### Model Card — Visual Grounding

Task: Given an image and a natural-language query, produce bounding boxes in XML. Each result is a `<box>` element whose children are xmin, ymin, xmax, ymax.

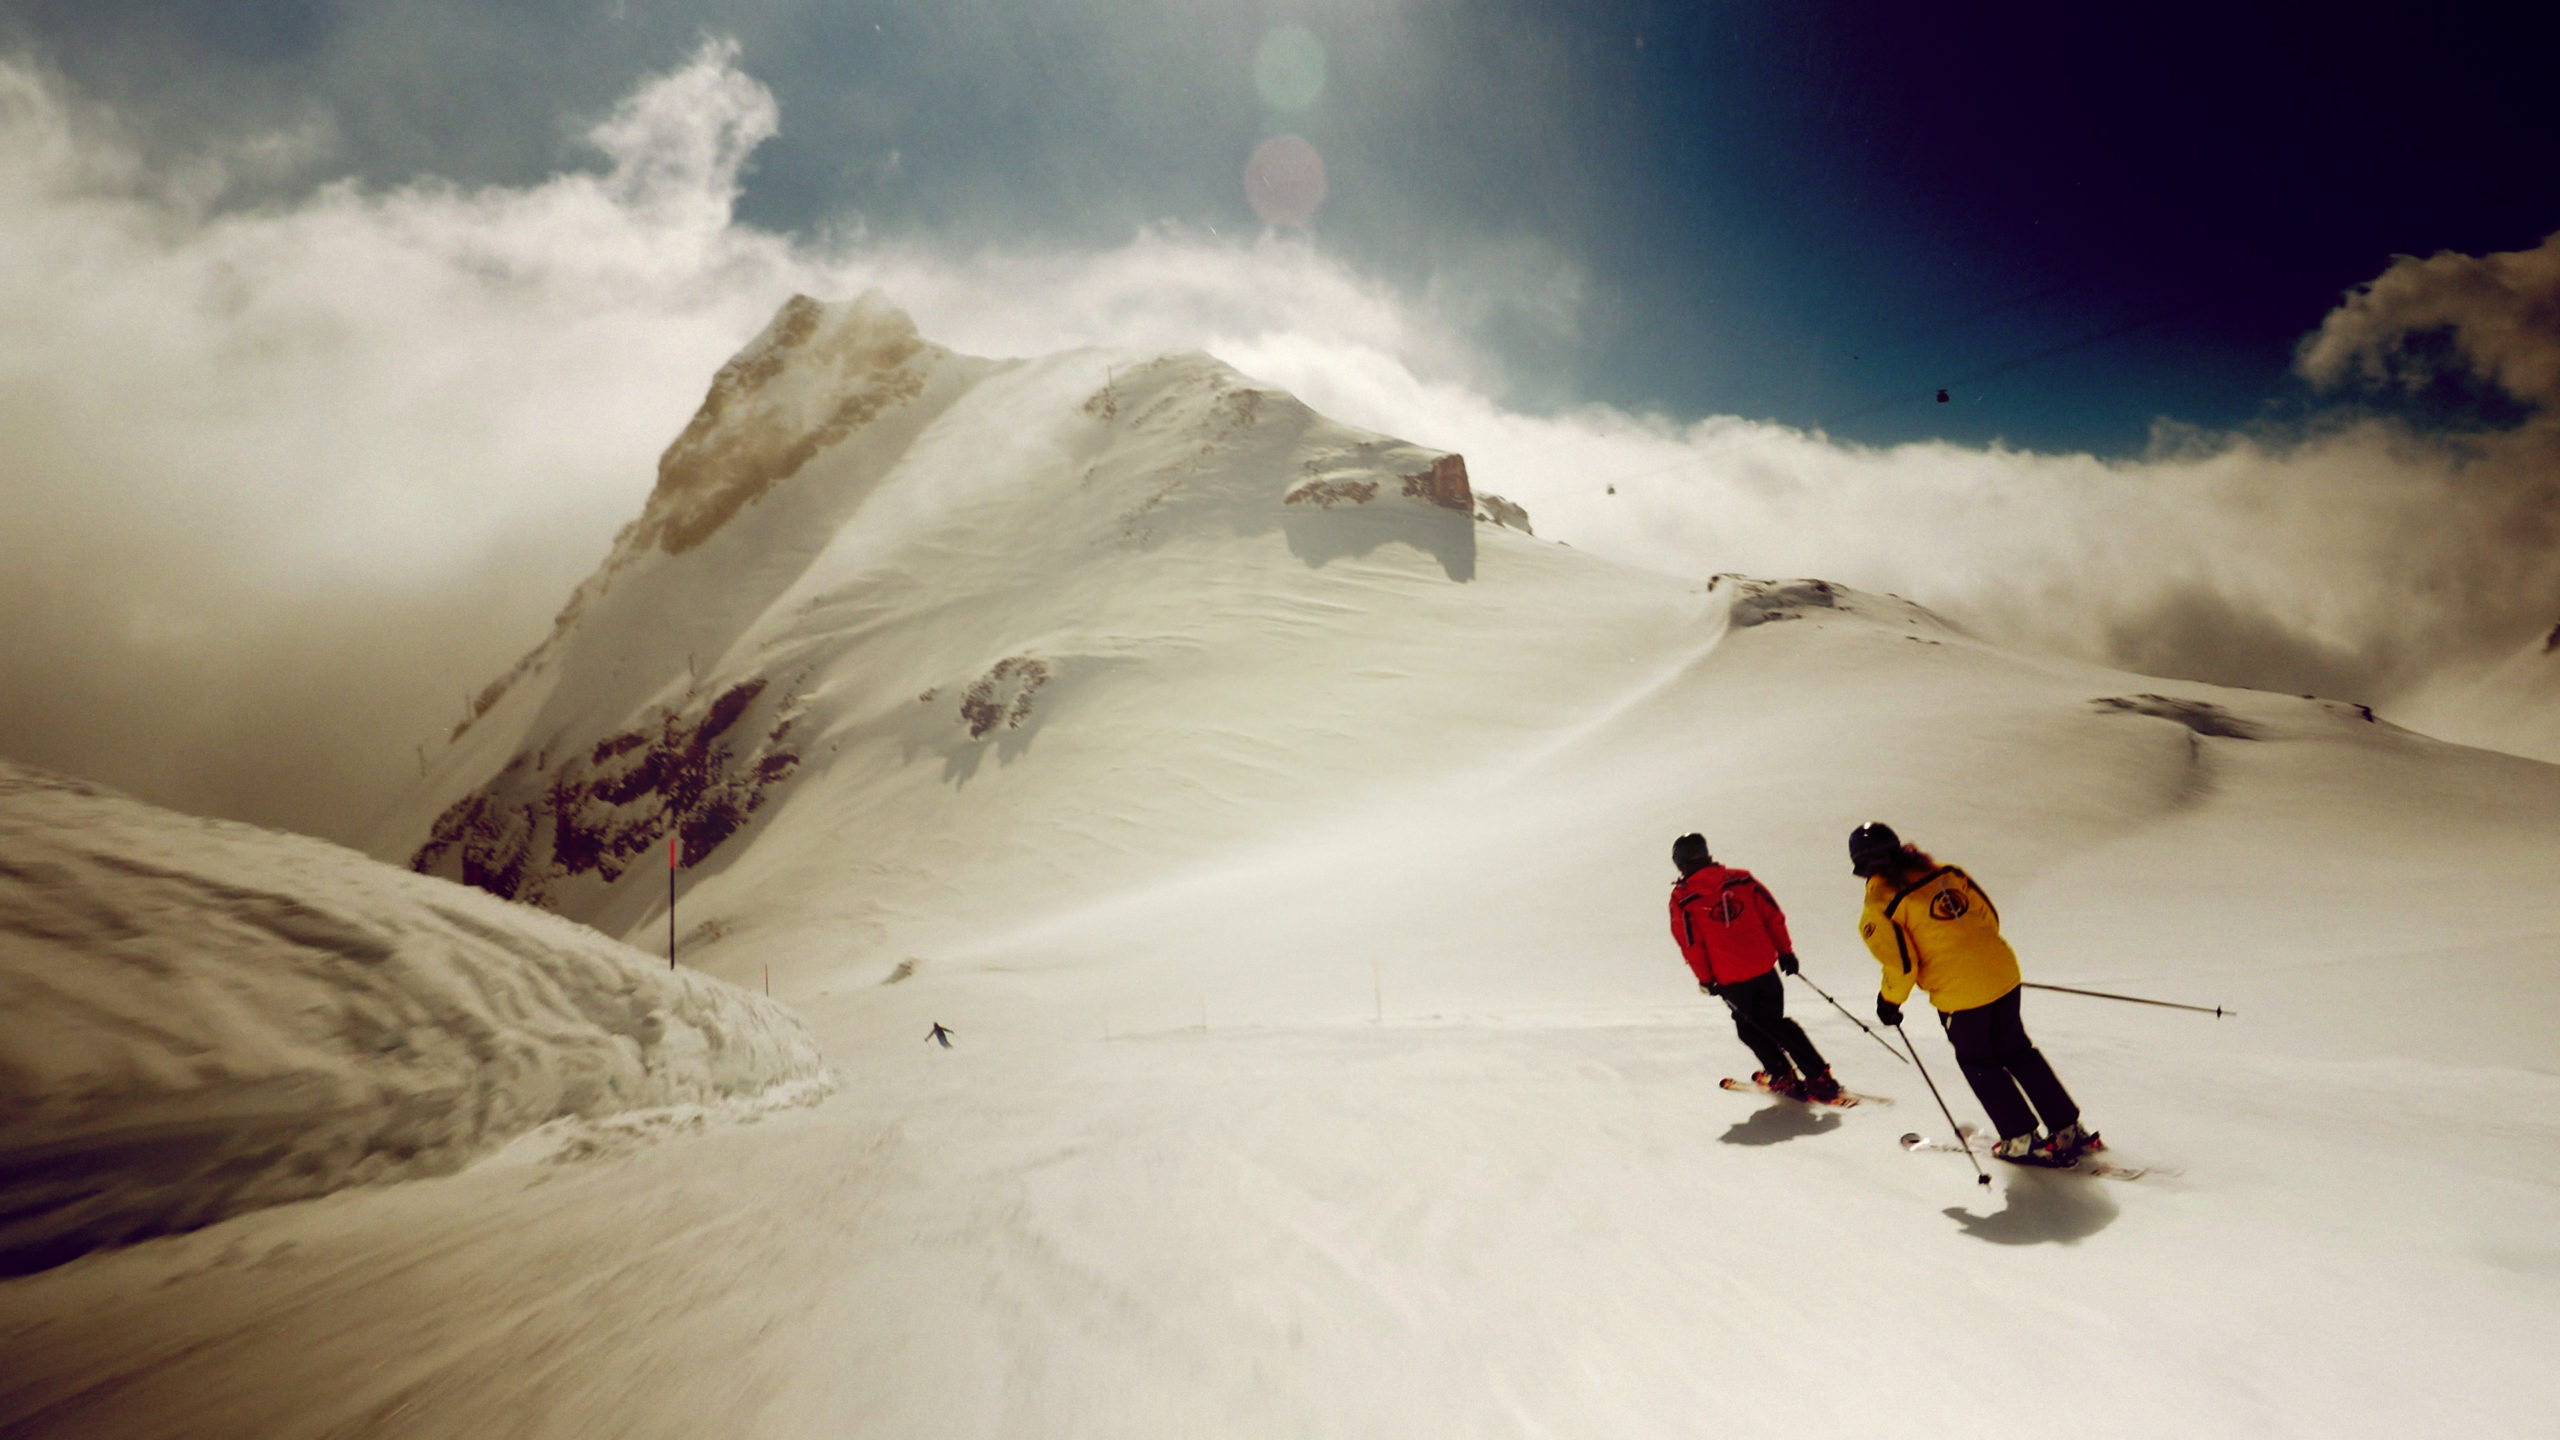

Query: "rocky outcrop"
<box><xmin>1720</xmin><ymin>576</ymin><xmax>1842</xmax><ymax>626</ymax></box>
<box><xmin>412</xmin><ymin>677</ymin><xmax>801</xmax><ymax>904</ymax></box>
<box><xmin>959</xmin><ymin>657</ymin><xmax>1050</xmax><ymax>740</ymax></box>
<box><xmin>1476</xmin><ymin>493</ymin><xmax>1532</xmax><ymax>534</ymax></box>
<box><xmin>1284</xmin><ymin>478</ymin><xmax>1380</xmax><ymax>508</ymax></box>
<box><xmin>1401</xmin><ymin>454</ymin><xmax>1473</xmax><ymax>512</ymax></box>
<box><xmin>633</xmin><ymin>293</ymin><xmax>932</xmax><ymax>556</ymax></box>
<box><xmin>1711</xmin><ymin>574</ymin><xmax>1963</xmax><ymax>638</ymax></box>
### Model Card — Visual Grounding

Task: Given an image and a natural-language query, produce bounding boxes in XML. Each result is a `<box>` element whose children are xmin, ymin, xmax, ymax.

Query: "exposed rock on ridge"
<box><xmin>635</xmin><ymin>292</ymin><xmax>931</xmax><ymax>555</ymax></box>
<box><xmin>412</xmin><ymin>678</ymin><xmax>803</xmax><ymax>905</ymax></box>
<box><xmin>1402</xmin><ymin>453</ymin><xmax>1473</xmax><ymax>511</ymax></box>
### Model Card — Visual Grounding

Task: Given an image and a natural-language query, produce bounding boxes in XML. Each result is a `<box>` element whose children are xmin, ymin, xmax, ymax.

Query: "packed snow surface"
<box><xmin>0</xmin><ymin>764</ymin><xmax>825</xmax><ymax>1275</ymax></box>
<box><xmin>6</xmin><ymin>296</ymin><xmax>2559</xmax><ymax>1437</ymax></box>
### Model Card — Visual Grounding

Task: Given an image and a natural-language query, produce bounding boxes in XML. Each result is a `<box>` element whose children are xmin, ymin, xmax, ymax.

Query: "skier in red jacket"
<box><xmin>1668</xmin><ymin>833</ymin><xmax>1840</xmax><ymax>1102</ymax></box>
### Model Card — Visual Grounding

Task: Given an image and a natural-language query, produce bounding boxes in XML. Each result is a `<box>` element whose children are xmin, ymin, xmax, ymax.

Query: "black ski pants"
<box><xmin>1939</xmin><ymin>985</ymin><xmax>2079</xmax><ymax>1142</ymax></box>
<box><xmin>1722</xmin><ymin>970</ymin><xmax>1826</xmax><ymax>1078</ymax></box>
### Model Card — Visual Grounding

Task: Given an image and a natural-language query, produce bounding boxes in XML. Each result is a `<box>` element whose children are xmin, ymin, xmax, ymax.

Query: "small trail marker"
<box><xmin>668</xmin><ymin>833</ymin><xmax>678</xmax><ymax>969</ymax></box>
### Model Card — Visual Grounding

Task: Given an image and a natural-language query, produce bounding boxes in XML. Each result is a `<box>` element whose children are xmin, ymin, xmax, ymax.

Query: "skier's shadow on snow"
<box><xmin>1717</xmin><ymin>1105</ymin><xmax>1842</xmax><ymax>1147</ymax></box>
<box><xmin>1942</xmin><ymin>1170</ymin><xmax>2119</xmax><ymax>1246</ymax></box>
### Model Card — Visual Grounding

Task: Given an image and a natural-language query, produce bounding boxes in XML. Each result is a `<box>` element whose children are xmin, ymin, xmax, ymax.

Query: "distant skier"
<box><xmin>926</xmin><ymin>1022</ymin><xmax>954</xmax><ymax>1048</ymax></box>
<box><xmin>1668</xmin><ymin>833</ymin><xmax>1842</xmax><ymax>1102</ymax></box>
<box><xmin>1849</xmin><ymin>823</ymin><xmax>2096</xmax><ymax>1164</ymax></box>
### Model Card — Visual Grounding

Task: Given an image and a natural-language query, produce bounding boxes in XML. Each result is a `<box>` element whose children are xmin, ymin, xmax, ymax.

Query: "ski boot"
<box><xmin>1990</xmin><ymin>1131</ymin><xmax>2060</xmax><ymax>1166</ymax></box>
<box><xmin>2036</xmin><ymin>1121</ymin><xmax>2101</xmax><ymax>1165</ymax></box>
<box><xmin>1753</xmin><ymin>1069</ymin><xmax>1807</xmax><ymax>1101</ymax></box>
<box><xmin>1800</xmin><ymin>1068</ymin><xmax>1843</xmax><ymax>1105</ymax></box>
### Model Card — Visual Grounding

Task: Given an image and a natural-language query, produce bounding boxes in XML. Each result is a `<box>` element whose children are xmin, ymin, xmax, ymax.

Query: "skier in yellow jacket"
<box><xmin>1850</xmin><ymin>822</ymin><xmax>2097</xmax><ymax>1165</ymax></box>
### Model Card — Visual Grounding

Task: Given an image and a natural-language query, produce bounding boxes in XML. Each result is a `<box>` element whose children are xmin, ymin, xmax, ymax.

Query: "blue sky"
<box><xmin>9</xmin><ymin>0</ymin><xmax>2551</xmax><ymax>453</ymax></box>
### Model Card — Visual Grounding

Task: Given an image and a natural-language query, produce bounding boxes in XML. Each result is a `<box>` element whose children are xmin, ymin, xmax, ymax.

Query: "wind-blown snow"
<box><xmin>2398</xmin><ymin>618</ymin><xmax>2560</xmax><ymax>764</ymax></box>
<box><xmin>0</xmin><ymin>763</ymin><xmax>824</xmax><ymax>1275</ymax></box>
<box><xmin>6</xmin><ymin>300</ymin><xmax>2559</xmax><ymax>1437</ymax></box>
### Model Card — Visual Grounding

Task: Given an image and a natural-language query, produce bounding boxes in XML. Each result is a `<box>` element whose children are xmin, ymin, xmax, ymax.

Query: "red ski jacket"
<box><xmin>1668</xmin><ymin>865</ymin><xmax>1796</xmax><ymax>988</ymax></box>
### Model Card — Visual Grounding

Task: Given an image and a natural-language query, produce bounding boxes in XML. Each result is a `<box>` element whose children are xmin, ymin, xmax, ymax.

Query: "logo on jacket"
<box><xmin>1711</xmin><ymin>892</ymin><xmax>1745</xmax><ymax>924</ymax></box>
<box><xmin>1929</xmin><ymin>888</ymin><xmax>1970</xmax><ymax>922</ymax></box>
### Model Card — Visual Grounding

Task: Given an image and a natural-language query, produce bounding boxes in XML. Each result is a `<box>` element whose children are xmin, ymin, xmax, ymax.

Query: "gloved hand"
<box><xmin>1875</xmin><ymin>996</ymin><xmax>1903</xmax><ymax>1027</ymax></box>
<box><xmin>1699</xmin><ymin>980</ymin><xmax>1722</xmax><ymax>997</ymax></box>
<box><xmin>1778</xmin><ymin>952</ymin><xmax>1799</xmax><ymax>976</ymax></box>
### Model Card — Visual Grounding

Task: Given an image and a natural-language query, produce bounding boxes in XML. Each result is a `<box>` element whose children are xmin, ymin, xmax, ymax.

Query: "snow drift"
<box><xmin>0</xmin><ymin>762</ymin><xmax>824</xmax><ymax>1275</ymax></box>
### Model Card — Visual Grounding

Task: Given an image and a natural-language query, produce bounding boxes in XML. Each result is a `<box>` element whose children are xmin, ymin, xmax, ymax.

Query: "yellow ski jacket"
<box><xmin>1859</xmin><ymin>866</ymin><xmax>2022</xmax><ymax>1013</ymax></box>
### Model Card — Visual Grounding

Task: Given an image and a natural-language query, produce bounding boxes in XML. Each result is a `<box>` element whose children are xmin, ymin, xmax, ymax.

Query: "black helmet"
<box><xmin>1848</xmin><ymin>822</ymin><xmax>1902</xmax><ymax>877</ymax></box>
<box><xmin>1671</xmin><ymin>832</ymin><xmax>1711</xmax><ymax>874</ymax></box>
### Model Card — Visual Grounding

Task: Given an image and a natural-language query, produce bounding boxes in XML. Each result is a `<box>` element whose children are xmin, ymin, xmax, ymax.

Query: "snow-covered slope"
<box><xmin>0</xmin><ymin>763</ymin><xmax>824</xmax><ymax>1275</ymax></box>
<box><xmin>374</xmin><ymin>290</ymin><xmax>1552</xmax><ymax>973</ymax></box>
<box><xmin>10</xmin><ymin>299</ymin><xmax>2560</xmax><ymax>1437</ymax></box>
<box><xmin>2398</xmin><ymin>618</ymin><xmax>2560</xmax><ymax>763</ymax></box>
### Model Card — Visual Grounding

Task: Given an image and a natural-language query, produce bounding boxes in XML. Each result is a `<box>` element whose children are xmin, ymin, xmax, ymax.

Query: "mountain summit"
<box><xmin>380</xmin><ymin>292</ymin><xmax>1543</xmax><ymax>961</ymax></box>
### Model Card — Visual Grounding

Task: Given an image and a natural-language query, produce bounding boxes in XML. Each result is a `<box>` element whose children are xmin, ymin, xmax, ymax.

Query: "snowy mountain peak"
<box><xmin>634</xmin><ymin>290</ymin><xmax>937</xmax><ymax>557</ymax></box>
<box><xmin>379</xmin><ymin>294</ymin><xmax>1545</xmax><ymax>946</ymax></box>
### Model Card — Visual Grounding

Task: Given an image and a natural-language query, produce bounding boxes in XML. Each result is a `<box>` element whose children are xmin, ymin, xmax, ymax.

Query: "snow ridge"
<box><xmin>0</xmin><ymin>762</ymin><xmax>826</xmax><ymax>1275</ymax></box>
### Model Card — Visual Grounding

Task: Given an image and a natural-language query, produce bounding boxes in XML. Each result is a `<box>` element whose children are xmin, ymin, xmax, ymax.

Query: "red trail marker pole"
<box><xmin>668</xmin><ymin>833</ymin><xmax>678</xmax><ymax>970</ymax></box>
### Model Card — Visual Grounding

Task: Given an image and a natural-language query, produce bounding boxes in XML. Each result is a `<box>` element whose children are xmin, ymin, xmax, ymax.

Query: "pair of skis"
<box><xmin>1723</xmin><ymin>1078</ymin><xmax>2167</xmax><ymax>1182</ymax></box>
<box><xmin>1899</xmin><ymin>1123</ymin><xmax>2170</xmax><ymax>1181</ymax></box>
<box><xmin>1718</xmin><ymin>1074</ymin><xmax>1890</xmax><ymax>1108</ymax></box>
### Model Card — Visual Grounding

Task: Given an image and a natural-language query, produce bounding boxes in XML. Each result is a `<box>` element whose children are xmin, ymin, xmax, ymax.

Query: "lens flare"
<box><xmin>1251</xmin><ymin>26</ymin><xmax>1327</xmax><ymax>111</ymax></box>
<box><xmin>1244</xmin><ymin>134</ymin><xmax>1327</xmax><ymax>228</ymax></box>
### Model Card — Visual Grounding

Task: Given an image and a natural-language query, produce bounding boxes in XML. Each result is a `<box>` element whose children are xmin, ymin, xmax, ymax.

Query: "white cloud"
<box><xmin>0</xmin><ymin>41</ymin><xmax>823</xmax><ymax>840</ymax></box>
<box><xmin>3</xmin><ymin>41</ymin><xmax>2555</xmax><ymax>844</ymax></box>
<box><xmin>2298</xmin><ymin>229</ymin><xmax>2560</xmax><ymax>409</ymax></box>
<box><xmin>1224</xmin><ymin>335</ymin><xmax>2560</xmax><ymax>704</ymax></box>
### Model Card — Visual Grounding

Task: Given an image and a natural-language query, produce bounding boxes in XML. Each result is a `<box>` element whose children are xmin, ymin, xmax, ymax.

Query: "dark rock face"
<box><xmin>411</xmin><ymin>678</ymin><xmax>801</xmax><ymax>904</ymax></box>
<box><xmin>1401</xmin><ymin>454</ymin><xmax>1473</xmax><ymax>512</ymax></box>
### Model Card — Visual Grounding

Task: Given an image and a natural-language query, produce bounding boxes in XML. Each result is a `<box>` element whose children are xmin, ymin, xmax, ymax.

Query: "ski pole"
<box><xmin>1787</xmin><ymin>971</ymin><xmax>1911</xmax><ymax>1065</ymax></box>
<box><xmin>1895</xmin><ymin>1022</ymin><xmax>1990</xmax><ymax>1187</ymax></box>
<box><xmin>2021</xmin><ymin>981</ymin><xmax>2231</xmax><ymax>1018</ymax></box>
<box><xmin>1718</xmin><ymin>994</ymin><xmax>1822</xmax><ymax>1077</ymax></box>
